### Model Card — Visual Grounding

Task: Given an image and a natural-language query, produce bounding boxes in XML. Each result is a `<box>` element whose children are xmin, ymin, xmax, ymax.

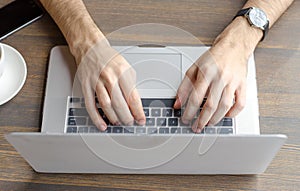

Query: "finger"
<box><xmin>82</xmin><ymin>83</ymin><xmax>107</xmax><ymax>131</ymax></box>
<box><xmin>110</xmin><ymin>83</ymin><xmax>134</xmax><ymax>125</ymax></box>
<box><xmin>208</xmin><ymin>85</ymin><xmax>235</xmax><ymax>125</ymax></box>
<box><xmin>174</xmin><ymin>65</ymin><xmax>197</xmax><ymax>109</ymax></box>
<box><xmin>119</xmin><ymin>68</ymin><xmax>145</xmax><ymax>125</ymax></box>
<box><xmin>125</xmin><ymin>88</ymin><xmax>145</xmax><ymax>125</ymax></box>
<box><xmin>95</xmin><ymin>81</ymin><xmax>120</xmax><ymax>125</ymax></box>
<box><xmin>181</xmin><ymin>77</ymin><xmax>209</xmax><ymax>124</ymax></box>
<box><xmin>226</xmin><ymin>83</ymin><xmax>246</xmax><ymax>117</ymax></box>
<box><xmin>193</xmin><ymin>80</ymin><xmax>224</xmax><ymax>132</ymax></box>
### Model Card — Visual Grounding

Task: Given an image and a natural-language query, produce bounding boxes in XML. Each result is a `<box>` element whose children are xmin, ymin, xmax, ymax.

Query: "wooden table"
<box><xmin>0</xmin><ymin>0</ymin><xmax>299</xmax><ymax>190</ymax></box>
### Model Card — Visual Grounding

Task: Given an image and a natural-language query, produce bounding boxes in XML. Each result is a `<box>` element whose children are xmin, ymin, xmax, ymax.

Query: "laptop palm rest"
<box><xmin>5</xmin><ymin>133</ymin><xmax>286</xmax><ymax>174</ymax></box>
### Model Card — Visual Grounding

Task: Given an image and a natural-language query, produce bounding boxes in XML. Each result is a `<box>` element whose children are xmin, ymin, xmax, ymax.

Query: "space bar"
<box><xmin>141</xmin><ymin>98</ymin><xmax>176</xmax><ymax>107</ymax></box>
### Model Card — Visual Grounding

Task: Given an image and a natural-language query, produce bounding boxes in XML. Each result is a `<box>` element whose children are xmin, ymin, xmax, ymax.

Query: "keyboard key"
<box><xmin>157</xmin><ymin>118</ymin><xmax>167</xmax><ymax>126</ymax></box>
<box><xmin>171</xmin><ymin>128</ymin><xmax>181</xmax><ymax>134</ymax></box>
<box><xmin>102</xmin><ymin>116</ymin><xmax>110</xmax><ymax>125</ymax></box>
<box><xmin>68</xmin><ymin>117</ymin><xmax>86</xmax><ymax>126</ymax></box>
<box><xmin>146</xmin><ymin>118</ymin><xmax>155</xmax><ymax>126</ymax></box>
<box><xmin>142</xmin><ymin>99</ymin><xmax>175</xmax><ymax>107</ymax></box>
<box><xmin>196</xmin><ymin>109</ymin><xmax>202</xmax><ymax>116</ymax></box>
<box><xmin>217</xmin><ymin>128</ymin><xmax>233</xmax><ymax>134</ymax></box>
<box><xmin>215</xmin><ymin>118</ymin><xmax>233</xmax><ymax>126</ymax></box>
<box><xmin>89</xmin><ymin>126</ymin><xmax>100</xmax><ymax>133</ymax></box>
<box><xmin>159</xmin><ymin>128</ymin><xmax>169</xmax><ymax>134</ymax></box>
<box><xmin>70</xmin><ymin>97</ymin><xmax>80</xmax><ymax>103</ymax></box>
<box><xmin>112</xmin><ymin>126</ymin><xmax>123</xmax><ymax>133</ymax></box>
<box><xmin>124</xmin><ymin>127</ymin><xmax>135</xmax><ymax>134</ymax></box>
<box><xmin>104</xmin><ymin>127</ymin><xmax>112</xmax><ymax>133</ymax></box>
<box><xmin>97</xmin><ymin>108</ymin><xmax>105</xmax><ymax>116</ymax></box>
<box><xmin>143</xmin><ymin>108</ymin><xmax>149</xmax><ymax>117</ymax></box>
<box><xmin>151</xmin><ymin>108</ymin><xmax>161</xmax><ymax>117</ymax></box>
<box><xmin>168</xmin><ymin>118</ymin><xmax>178</xmax><ymax>126</ymax></box>
<box><xmin>67</xmin><ymin>127</ymin><xmax>77</xmax><ymax>133</ymax></box>
<box><xmin>78</xmin><ymin>127</ymin><xmax>89</xmax><ymax>133</ymax></box>
<box><xmin>182</xmin><ymin>128</ymin><xmax>194</xmax><ymax>134</ymax></box>
<box><xmin>204</xmin><ymin>128</ymin><xmax>216</xmax><ymax>134</ymax></box>
<box><xmin>148</xmin><ymin>128</ymin><xmax>158</xmax><ymax>134</ymax></box>
<box><xmin>223</xmin><ymin>118</ymin><xmax>233</xmax><ymax>126</ymax></box>
<box><xmin>174</xmin><ymin>109</ymin><xmax>182</xmax><ymax>117</ymax></box>
<box><xmin>200</xmin><ymin>98</ymin><xmax>207</xmax><ymax>108</ymax></box>
<box><xmin>88</xmin><ymin>118</ymin><xmax>95</xmax><ymax>126</ymax></box>
<box><xmin>136</xmin><ymin>128</ymin><xmax>146</xmax><ymax>134</ymax></box>
<box><xmin>162</xmin><ymin>109</ymin><xmax>172</xmax><ymax>117</ymax></box>
<box><xmin>69</xmin><ymin>108</ymin><xmax>88</xmax><ymax>116</ymax></box>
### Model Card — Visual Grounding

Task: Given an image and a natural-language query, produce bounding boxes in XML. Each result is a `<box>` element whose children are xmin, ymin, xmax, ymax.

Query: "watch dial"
<box><xmin>249</xmin><ymin>8</ymin><xmax>267</xmax><ymax>28</ymax></box>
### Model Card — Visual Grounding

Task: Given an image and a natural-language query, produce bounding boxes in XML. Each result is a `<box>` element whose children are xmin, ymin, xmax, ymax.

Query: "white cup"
<box><xmin>0</xmin><ymin>43</ymin><xmax>6</xmax><ymax>78</ymax></box>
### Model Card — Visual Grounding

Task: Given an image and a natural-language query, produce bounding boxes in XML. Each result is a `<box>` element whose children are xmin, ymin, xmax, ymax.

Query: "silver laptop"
<box><xmin>5</xmin><ymin>45</ymin><xmax>286</xmax><ymax>174</ymax></box>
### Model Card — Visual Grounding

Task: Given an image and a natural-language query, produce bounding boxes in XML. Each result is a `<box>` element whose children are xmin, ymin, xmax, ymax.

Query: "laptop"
<box><xmin>5</xmin><ymin>45</ymin><xmax>286</xmax><ymax>174</ymax></box>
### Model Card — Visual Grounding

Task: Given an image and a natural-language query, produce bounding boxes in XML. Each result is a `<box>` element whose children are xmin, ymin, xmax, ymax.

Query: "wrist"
<box><xmin>213</xmin><ymin>16</ymin><xmax>263</xmax><ymax>58</ymax></box>
<box><xmin>66</xmin><ymin>18</ymin><xmax>108</xmax><ymax>64</ymax></box>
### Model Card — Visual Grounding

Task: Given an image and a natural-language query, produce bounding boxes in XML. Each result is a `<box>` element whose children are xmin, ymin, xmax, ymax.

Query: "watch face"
<box><xmin>248</xmin><ymin>7</ymin><xmax>268</xmax><ymax>28</ymax></box>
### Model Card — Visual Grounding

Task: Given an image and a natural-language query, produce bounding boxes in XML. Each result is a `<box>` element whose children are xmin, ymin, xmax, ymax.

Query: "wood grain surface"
<box><xmin>0</xmin><ymin>0</ymin><xmax>299</xmax><ymax>190</ymax></box>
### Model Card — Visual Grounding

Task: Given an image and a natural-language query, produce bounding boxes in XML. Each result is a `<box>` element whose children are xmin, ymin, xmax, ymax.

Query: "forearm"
<box><xmin>244</xmin><ymin>0</ymin><xmax>294</xmax><ymax>27</ymax></box>
<box><xmin>39</xmin><ymin>0</ymin><xmax>106</xmax><ymax>63</ymax></box>
<box><xmin>214</xmin><ymin>0</ymin><xmax>294</xmax><ymax>57</ymax></box>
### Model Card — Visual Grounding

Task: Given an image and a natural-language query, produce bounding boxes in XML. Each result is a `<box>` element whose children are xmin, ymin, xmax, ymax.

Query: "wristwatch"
<box><xmin>234</xmin><ymin>7</ymin><xmax>269</xmax><ymax>41</ymax></box>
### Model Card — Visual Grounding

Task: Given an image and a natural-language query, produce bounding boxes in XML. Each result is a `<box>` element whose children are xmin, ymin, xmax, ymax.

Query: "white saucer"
<box><xmin>0</xmin><ymin>44</ymin><xmax>27</xmax><ymax>105</ymax></box>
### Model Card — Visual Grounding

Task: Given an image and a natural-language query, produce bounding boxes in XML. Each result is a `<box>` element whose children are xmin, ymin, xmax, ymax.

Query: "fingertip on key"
<box><xmin>137</xmin><ymin>119</ymin><xmax>146</xmax><ymax>125</ymax></box>
<box><xmin>173</xmin><ymin>99</ymin><xmax>181</xmax><ymax>109</ymax></box>
<box><xmin>99</xmin><ymin>124</ymin><xmax>107</xmax><ymax>131</ymax></box>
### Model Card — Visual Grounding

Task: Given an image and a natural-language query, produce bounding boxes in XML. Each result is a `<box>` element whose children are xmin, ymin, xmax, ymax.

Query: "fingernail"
<box><xmin>138</xmin><ymin>119</ymin><xmax>145</xmax><ymax>125</ymax></box>
<box><xmin>174</xmin><ymin>99</ymin><xmax>179</xmax><ymax>107</ymax></box>
<box><xmin>192</xmin><ymin>124</ymin><xmax>197</xmax><ymax>132</ymax></box>
<box><xmin>114</xmin><ymin>121</ymin><xmax>121</xmax><ymax>126</ymax></box>
<box><xmin>100</xmin><ymin>124</ymin><xmax>107</xmax><ymax>131</ymax></box>
<box><xmin>196</xmin><ymin>128</ymin><xmax>202</xmax><ymax>133</ymax></box>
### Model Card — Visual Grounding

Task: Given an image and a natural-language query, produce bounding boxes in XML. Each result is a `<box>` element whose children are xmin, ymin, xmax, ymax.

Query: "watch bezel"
<box><xmin>246</xmin><ymin>7</ymin><xmax>268</xmax><ymax>30</ymax></box>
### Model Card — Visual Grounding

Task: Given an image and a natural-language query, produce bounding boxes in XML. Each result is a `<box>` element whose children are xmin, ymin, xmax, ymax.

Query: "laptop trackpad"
<box><xmin>123</xmin><ymin>53</ymin><xmax>182</xmax><ymax>97</ymax></box>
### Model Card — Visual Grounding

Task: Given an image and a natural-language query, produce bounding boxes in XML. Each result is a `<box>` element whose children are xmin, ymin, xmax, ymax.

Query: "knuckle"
<box><xmin>236</xmin><ymin>100</ymin><xmax>246</xmax><ymax>110</ymax></box>
<box><xmin>100</xmin><ymin>68</ymin><xmax>116</xmax><ymax>85</ymax></box>
<box><xmin>191</xmin><ymin>89</ymin><xmax>205</xmax><ymax>105</ymax></box>
<box><xmin>185</xmin><ymin>68</ymin><xmax>194</xmax><ymax>78</ymax></box>
<box><xmin>189</xmin><ymin>95</ymin><xmax>201</xmax><ymax>106</ymax></box>
<box><xmin>128</xmin><ymin>92</ymin><xmax>140</xmax><ymax>105</ymax></box>
<box><xmin>116</xmin><ymin>61</ymin><xmax>131</xmax><ymax>76</ymax></box>
<box><xmin>205</xmin><ymin>99</ymin><xmax>217</xmax><ymax>111</ymax></box>
<box><xmin>99</xmin><ymin>98</ymin><xmax>111</xmax><ymax>109</ymax></box>
<box><xmin>220</xmin><ymin>100</ymin><xmax>232</xmax><ymax>110</ymax></box>
<box><xmin>198</xmin><ymin>64</ymin><xmax>211</xmax><ymax>76</ymax></box>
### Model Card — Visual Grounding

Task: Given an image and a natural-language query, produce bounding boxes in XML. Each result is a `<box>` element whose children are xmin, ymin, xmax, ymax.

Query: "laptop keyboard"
<box><xmin>65</xmin><ymin>97</ymin><xmax>235</xmax><ymax>135</ymax></box>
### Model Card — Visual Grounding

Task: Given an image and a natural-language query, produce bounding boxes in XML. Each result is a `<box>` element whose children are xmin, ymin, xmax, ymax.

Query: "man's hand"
<box><xmin>77</xmin><ymin>40</ymin><xmax>146</xmax><ymax>131</ymax></box>
<box><xmin>174</xmin><ymin>17</ymin><xmax>259</xmax><ymax>133</ymax></box>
